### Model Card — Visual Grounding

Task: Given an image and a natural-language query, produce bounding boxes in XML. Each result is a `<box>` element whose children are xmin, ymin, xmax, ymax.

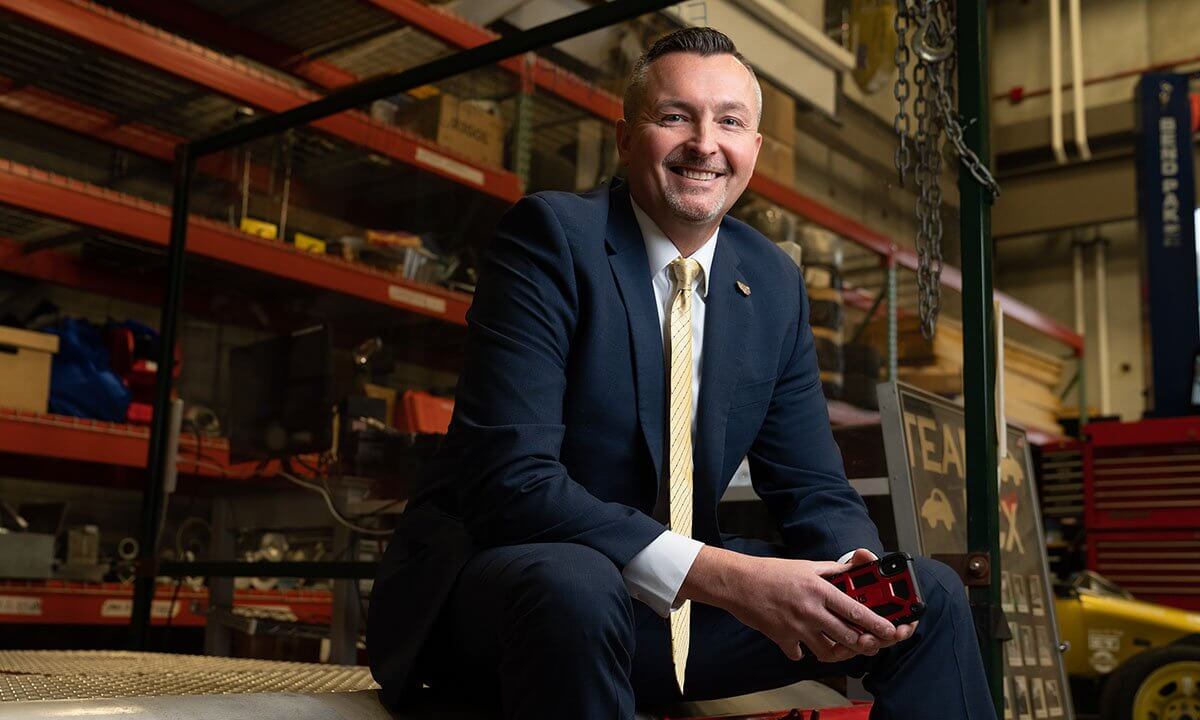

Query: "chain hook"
<box><xmin>912</xmin><ymin>14</ymin><xmax>954</xmax><ymax>63</ymax></box>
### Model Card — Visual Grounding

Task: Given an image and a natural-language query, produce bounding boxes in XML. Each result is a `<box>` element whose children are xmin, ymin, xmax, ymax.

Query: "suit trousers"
<box><xmin>418</xmin><ymin>538</ymin><xmax>998</xmax><ymax>720</ymax></box>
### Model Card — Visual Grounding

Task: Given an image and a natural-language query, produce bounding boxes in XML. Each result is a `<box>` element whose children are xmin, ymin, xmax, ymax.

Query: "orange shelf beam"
<box><xmin>0</xmin><ymin>408</ymin><xmax>289</xmax><ymax>480</ymax></box>
<box><xmin>0</xmin><ymin>159</ymin><xmax>471</xmax><ymax>325</ymax></box>
<box><xmin>0</xmin><ymin>0</ymin><xmax>522</xmax><ymax>203</ymax></box>
<box><xmin>0</xmin><ymin>580</ymin><xmax>332</xmax><ymax>626</ymax></box>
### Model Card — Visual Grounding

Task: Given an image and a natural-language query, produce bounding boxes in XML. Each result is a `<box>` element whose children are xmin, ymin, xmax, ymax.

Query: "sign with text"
<box><xmin>1135</xmin><ymin>72</ymin><xmax>1199</xmax><ymax>417</ymax></box>
<box><xmin>878</xmin><ymin>383</ymin><xmax>1074</xmax><ymax>720</ymax></box>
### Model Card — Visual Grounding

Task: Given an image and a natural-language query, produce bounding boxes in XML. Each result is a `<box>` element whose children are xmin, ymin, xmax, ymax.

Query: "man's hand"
<box><xmin>679</xmin><ymin>546</ymin><xmax>916</xmax><ymax>664</ymax></box>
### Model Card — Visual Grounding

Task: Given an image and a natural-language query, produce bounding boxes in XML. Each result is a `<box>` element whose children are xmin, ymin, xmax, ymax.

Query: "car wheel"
<box><xmin>1100</xmin><ymin>644</ymin><xmax>1200</xmax><ymax>720</ymax></box>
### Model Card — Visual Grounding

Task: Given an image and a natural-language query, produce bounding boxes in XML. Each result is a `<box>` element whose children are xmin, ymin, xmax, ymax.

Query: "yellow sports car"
<box><xmin>1054</xmin><ymin>571</ymin><xmax>1200</xmax><ymax>719</ymax></box>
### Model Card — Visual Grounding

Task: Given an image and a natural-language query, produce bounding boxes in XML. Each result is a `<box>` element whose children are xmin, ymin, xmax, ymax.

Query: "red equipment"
<box><xmin>1082</xmin><ymin>417</ymin><xmax>1200</xmax><ymax>611</ymax></box>
<box><xmin>826</xmin><ymin>552</ymin><xmax>926</xmax><ymax>627</ymax></box>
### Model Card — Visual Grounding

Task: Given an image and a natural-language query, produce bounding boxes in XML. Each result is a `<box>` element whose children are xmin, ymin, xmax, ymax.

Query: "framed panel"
<box><xmin>876</xmin><ymin>382</ymin><xmax>1074</xmax><ymax>720</ymax></box>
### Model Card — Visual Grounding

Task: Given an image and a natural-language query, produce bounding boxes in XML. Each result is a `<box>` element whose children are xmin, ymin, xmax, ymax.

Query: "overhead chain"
<box><xmin>892</xmin><ymin>4</ymin><xmax>912</xmax><ymax>186</ymax></box>
<box><xmin>911</xmin><ymin>0</ymin><xmax>940</xmax><ymax>341</ymax></box>
<box><xmin>893</xmin><ymin>0</ymin><xmax>1000</xmax><ymax>339</ymax></box>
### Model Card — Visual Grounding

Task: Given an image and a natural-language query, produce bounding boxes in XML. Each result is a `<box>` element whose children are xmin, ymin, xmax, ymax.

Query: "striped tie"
<box><xmin>666</xmin><ymin>256</ymin><xmax>701</xmax><ymax>695</ymax></box>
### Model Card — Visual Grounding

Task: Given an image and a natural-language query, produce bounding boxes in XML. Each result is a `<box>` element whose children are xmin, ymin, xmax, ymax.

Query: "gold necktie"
<box><xmin>667</xmin><ymin>256</ymin><xmax>701</xmax><ymax>694</ymax></box>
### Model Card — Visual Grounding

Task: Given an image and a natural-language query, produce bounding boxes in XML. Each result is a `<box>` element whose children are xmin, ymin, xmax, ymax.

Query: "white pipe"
<box><xmin>1095</xmin><ymin>239</ymin><xmax>1111</xmax><ymax>415</ymax></box>
<box><xmin>163</xmin><ymin>397</ymin><xmax>184</xmax><ymax>495</ymax></box>
<box><xmin>1068</xmin><ymin>0</ymin><xmax>1092</xmax><ymax>160</ymax></box>
<box><xmin>1049</xmin><ymin>0</ymin><xmax>1068</xmax><ymax>164</ymax></box>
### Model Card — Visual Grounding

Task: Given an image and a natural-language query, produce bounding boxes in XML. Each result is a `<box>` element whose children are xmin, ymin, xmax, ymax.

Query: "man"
<box><xmin>368</xmin><ymin>27</ymin><xmax>996</xmax><ymax>720</ymax></box>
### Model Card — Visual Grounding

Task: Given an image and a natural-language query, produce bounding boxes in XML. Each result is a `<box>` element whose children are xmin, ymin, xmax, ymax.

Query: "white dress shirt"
<box><xmin>620</xmin><ymin>199</ymin><xmax>855</xmax><ymax>618</ymax></box>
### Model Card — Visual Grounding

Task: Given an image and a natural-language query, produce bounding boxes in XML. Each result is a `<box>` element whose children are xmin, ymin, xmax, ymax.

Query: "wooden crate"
<box><xmin>866</xmin><ymin>316</ymin><xmax>1066</xmax><ymax>435</ymax></box>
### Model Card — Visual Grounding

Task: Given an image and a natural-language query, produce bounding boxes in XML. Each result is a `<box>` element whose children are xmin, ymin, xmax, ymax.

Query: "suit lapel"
<box><xmin>606</xmin><ymin>184</ymin><xmax>666</xmax><ymax>482</ymax></box>
<box><xmin>694</xmin><ymin>228</ymin><xmax>752</xmax><ymax>542</ymax></box>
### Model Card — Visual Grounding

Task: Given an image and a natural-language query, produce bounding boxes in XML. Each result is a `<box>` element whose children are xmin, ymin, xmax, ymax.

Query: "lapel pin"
<box><xmin>736</xmin><ymin>281</ymin><xmax>751</xmax><ymax>297</ymax></box>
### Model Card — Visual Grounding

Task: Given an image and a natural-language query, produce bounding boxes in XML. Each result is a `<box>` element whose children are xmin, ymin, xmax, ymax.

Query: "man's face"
<box><xmin>617</xmin><ymin>52</ymin><xmax>761</xmax><ymax>229</ymax></box>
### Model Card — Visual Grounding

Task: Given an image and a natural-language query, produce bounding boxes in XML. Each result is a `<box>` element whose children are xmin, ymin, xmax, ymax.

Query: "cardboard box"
<box><xmin>755</xmin><ymin>135</ymin><xmax>795</xmax><ymax>187</ymax></box>
<box><xmin>398</xmin><ymin>94</ymin><xmax>506</xmax><ymax>168</ymax></box>
<box><xmin>758</xmin><ymin>77</ymin><xmax>796</xmax><ymax>143</ymax></box>
<box><xmin>0</xmin><ymin>325</ymin><xmax>59</xmax><ymax>413</ymax></box>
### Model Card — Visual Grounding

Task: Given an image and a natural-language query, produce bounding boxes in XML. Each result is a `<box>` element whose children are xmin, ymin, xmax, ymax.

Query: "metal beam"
<box><xmin>993</xmin><ymin>158</ymin><xmax>1137</xmax><ymax>238</ymax></box>
<box><xmin>130</xmin><ymin>144</ymin><xmax>193</xmax><ymax>650</ymax></box>
<box><xmin>994</xmin><ymin>144</ymin><xmax>1200</xmax><ymax>239</ymax></box>
<box><xmin>957</xmin><ymin>2</ymin><xmax>1003</xmax><ymax>715</ymax></box>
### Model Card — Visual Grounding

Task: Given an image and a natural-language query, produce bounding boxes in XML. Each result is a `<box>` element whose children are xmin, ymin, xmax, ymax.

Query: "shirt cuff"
<box><xmin>621</xmin><ymin>531</ymin><xmax>704</xmax><ymax>618</ymax></box>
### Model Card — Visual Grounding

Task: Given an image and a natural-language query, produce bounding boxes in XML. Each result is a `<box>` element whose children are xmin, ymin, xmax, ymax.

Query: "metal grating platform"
<box><xmin>0</xmin><ymin>651</ymin><xmax>378</xmax><ymax>703</ymax></box>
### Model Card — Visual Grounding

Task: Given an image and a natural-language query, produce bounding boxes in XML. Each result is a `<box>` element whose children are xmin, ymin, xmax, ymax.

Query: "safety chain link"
<box><xmin>892</xmin><ymin>4</ymin><xmax>911</xmax><ymax>186</ymax></box>
<box><xmin>893</xmin><ymin>0</ymin><xmax>1000</xmax><ymax>339</ymax></box>
<box><xmin>912</xmin><ymin>0</ymin><xmax>939</xmax><ymax>341</ymax></box>
<box><xmin>931</xmin><ymin>71</ymin><xmax>1000</xmax><ymax>200</ymax></box>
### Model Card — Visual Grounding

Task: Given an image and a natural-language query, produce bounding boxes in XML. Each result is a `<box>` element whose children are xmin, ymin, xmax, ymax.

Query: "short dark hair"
<box><xmin>622</xmin><ymin>27</ymin><xmax>762</xmax><ymax>125</ymax></box>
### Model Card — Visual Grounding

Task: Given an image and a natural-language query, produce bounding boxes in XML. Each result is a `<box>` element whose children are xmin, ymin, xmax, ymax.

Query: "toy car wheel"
<box><xmin>1100</xmin><ymin>645</ymin><xmax>1200</xmax><ymax>720</ymax></box>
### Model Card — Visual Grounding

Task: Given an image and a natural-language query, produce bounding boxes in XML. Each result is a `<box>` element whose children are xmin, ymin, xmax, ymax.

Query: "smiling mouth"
<box><xmin>669</xmin><ymin>166</ymin><xmax>726</xmax><ymax>181</ymax></box>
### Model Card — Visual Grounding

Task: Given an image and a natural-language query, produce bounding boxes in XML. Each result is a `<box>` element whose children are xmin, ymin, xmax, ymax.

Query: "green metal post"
<box><xmin>887</xmin><ymin>259</ymin><xmax>898</xmax><ymax>381</ymax></box>
<box><xmin>957</xmin><ymin>1</ymin><xmax>1003</xmax><ymax>716</ymax></box>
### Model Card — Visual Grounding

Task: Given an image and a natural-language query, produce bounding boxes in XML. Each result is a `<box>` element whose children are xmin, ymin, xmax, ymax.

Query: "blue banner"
<box><xmin>1135</xmin><ymin>73</ymin><xmax>1198</xmax><ymax>417</ymax></box>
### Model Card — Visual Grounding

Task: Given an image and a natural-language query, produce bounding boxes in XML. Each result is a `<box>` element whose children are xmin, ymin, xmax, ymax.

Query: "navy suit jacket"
<box><xmin>367</xmin><ymin>180</ymin><xmax>883</xmax><ymax>707</ymax></box>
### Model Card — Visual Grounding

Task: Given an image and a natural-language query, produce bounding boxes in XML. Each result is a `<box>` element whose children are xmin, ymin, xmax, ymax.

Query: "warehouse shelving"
<box><xmin>0</xmin><ymin>159</ymin><xmax>471</xmax><ymax>324</ymax></box>
<box><xmin>0</xmin><ymin>0</ymin><xmax>1081</xmax><ymax>470</ymax></box>
<box><xmin>0</xmin><ymin>0</ymin><xmax>523</xmax><ymax>202</ymax></box>
<box><xmin>0</xmin><ymin>0</ymin><xmax>1081</xmax><ymax>355</ymax></box>
<box><xmin>0</xmin><ymin>579</ymin><xmax>332</xmax><ymax>626</ymax></box>
<box><xmin>0</xmin><ymin>0</ymin><xmax>1076</xmax><ymax>664</ymax></box>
